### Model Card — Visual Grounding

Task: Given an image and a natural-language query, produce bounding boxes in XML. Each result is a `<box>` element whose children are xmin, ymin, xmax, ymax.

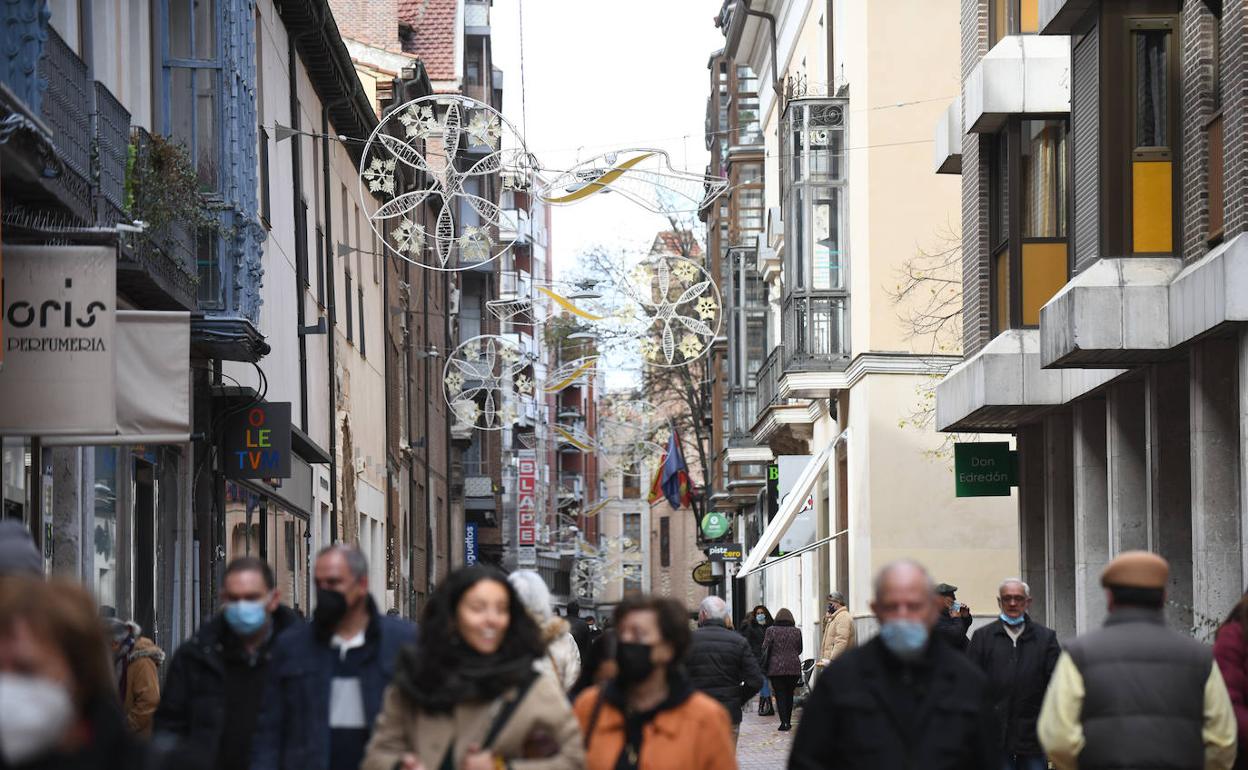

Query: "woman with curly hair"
<box><xmin>360</xmin><ymin>566</ymin><xmax>584</xmax><ymax>770</ymax></box>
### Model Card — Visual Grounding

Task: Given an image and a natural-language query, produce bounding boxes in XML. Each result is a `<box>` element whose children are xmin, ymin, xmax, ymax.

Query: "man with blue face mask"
<box><xmin>788</xmin><ymin>559</ymin><xmax>998</xmax><ymax>769</ymax></box>
<box><xmin>967</xmin><ymin>579</ymin><xmax>1060</xmax><ymax>770</ymax></box>
<box><xmin>155</xmin><ymin>556</ymin><xmax>300</xmax><ymax>769</ymax></box>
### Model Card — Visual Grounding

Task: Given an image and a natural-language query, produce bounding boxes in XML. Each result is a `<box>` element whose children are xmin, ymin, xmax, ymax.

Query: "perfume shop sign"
<box><xmin>0</xmin><ymin>246</ymin><xmax>116</xmax><ymax>435</ymax></box>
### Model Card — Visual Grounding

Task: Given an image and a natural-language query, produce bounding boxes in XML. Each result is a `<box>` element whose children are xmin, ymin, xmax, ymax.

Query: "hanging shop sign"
<box><xmin>954</xmin><ymin>442</ymin><xmax>1017</xmax><ymax>497</ymax></box>
<box><xmin>224</xmin><ymin>402</ymin><xmax>293</xmax><ymax>479</ymax></box>
<box><xmin>700</xmin><ymin>510</ymin><xmax>731</xmax><ymax>540</ymax></box>
<box><xmin>517</xmin><ymin>449</ymin><xmax>537</xmax><ymax>568</ymax></box>
<box><xmin>706</xmin><ymin>543</ymin><xmax>743</xmax><ymax>562</ymax></box>
<box><xmin>0</xmin><ymin>245</ymin><xmax>116</xmax><ymax>435</ymax></box>
<box><xmin>465</xmin><ymin>521</ymin><xmax>478</xmax><ymax>566</ymax></box>
<box><xmin>691</xmin><ymin>560</ymin><xmax>719</xmax><ymax>586</ymax></box>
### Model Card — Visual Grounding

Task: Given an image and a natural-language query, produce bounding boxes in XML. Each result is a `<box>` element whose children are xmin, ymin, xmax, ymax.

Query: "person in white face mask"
<box><xmin>0</xmin><ymin>576</ymin><xmax>152</xmax><ymax>770</ymax></box>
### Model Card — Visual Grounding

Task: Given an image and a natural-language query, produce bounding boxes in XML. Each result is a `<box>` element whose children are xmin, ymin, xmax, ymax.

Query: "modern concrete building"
<box><xmin>936</xmin><ymin>0</ymin><xmax>1248</xmax><ymax>640</ymax></box>
<box><xmin>714</xmin><ymin>0</ymin><xmax>1018</xmax><ymax>648</ymax></box>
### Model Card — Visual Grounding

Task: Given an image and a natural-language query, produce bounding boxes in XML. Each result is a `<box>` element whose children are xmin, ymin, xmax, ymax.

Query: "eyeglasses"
<box><xmin>998</xmin><ymin>595</ymin><xmax>1028</xmax><ymax>604</ymax></box>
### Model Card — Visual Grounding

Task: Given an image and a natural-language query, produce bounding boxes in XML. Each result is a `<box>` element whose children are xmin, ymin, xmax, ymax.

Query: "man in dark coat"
<box><xmin>933</xmin><ymin>582</ymin><xmax>972</xmax><ymax>651</ymax></box>
<box><xmin>1038</xmin><ymin>551</ymin><xmax>1236</xmax><ymax>770</ymax></box>
<box><xmin>251</xmin><ymin>546</ymin><xmax>415</xmax><ymax>770</ymax></box>
<box><xmin>966</xmin><ymin>577</ymin><xmax>1060</xmax><ymax>770</ymax></box>
<box><xmin>789</xmin><ymin>559</ymin><xmax>999</xmax><ymax>770</ymax></box>
<box><xmin>565</xmin><ymin>599</ymin><xmax>591</xmax><ymax>663</ymax></box>
<box><xmin>155</xmin><ymin>557</ymin><xmax>300</xmax><ymax>770</ymax></box>
<box><xmin>686</xmin><ymin>596</ymin><xmax>764</xmax><ymax>742</ymax></box>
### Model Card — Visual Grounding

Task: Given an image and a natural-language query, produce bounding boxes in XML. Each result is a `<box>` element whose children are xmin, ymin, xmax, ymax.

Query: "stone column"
<box><xmin>1191</xmin><ymin>335</ymin><xmax>1240</xmax><ymax>641</ymax></box>
<box><xmin>1107</xmin><ymin>379</ymin><xmax>1149</xmax><ymax>553</ymax></box>
<box><xmin>49</xmin><ymin>447</ymin><xmax>82</xmax><ymax>580</ymax></box>
<box><xmin>1073</xmin><ymin>398</ymin><xmax>1109</xmax><ymax>634</ymax></box>
<box><xmin>1017</xmin><ymin>423</ymin><xmax>1047</xmax><ymax>624</ymax></box>
<box><xmin>1044</xmin><ymin>412</ymin><xmax>1077</xmax><ymax>639</ymax></box>
<box><xmin>1148</xmin><ymin>360</ymin><xmax>1192</xmax><ymax>634</ymax></box>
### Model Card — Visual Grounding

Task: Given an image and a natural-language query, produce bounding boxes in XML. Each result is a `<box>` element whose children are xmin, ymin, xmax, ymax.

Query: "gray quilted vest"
<box><xmin>1065</xmin><ymin>607</ymin><xmax>1212</xmax><ymax>770</ymax></box>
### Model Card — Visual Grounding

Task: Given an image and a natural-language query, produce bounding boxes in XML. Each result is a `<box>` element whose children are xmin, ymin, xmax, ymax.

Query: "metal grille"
<box><xmin>756</xmin><ymin>344</ymin><xmax>783</xmax><ymax>417</ymax></box>
<box><xmin>39</xmin><ymin>27</ymin><xmax>90</xmax><ymax>183</ymax></box>
<box><xmin>782</xmin><ymin>294</ymin><xmax>848</xmax><ymax>370</ymax></box>
<box><xmin>93</xmin><ymin>81</ymin><xmax>130</xmax><ymax>221</ymax></box>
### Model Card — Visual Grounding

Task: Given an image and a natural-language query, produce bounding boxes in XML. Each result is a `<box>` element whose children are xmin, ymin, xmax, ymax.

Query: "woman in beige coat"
<box><xmin>508</xmin><ymin>569</ymin><xmax>581</xmax><ymax>692</ymax></box>
<box><xmin>361</xmin><ymin>566</ymin><xmax>584</xmax><ymax>770</ymax></box>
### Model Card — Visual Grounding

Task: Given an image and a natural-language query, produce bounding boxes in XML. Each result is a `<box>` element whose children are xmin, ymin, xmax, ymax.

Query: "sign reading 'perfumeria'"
<box><xmin>517</xmin><ymin>449</ymin><xmax>537</xmax><ymax>567</ymax></box>
<box><xmin>224</xmin><ymin>402</ymin><xmax>292</xmax><ymax>479</ymax></box>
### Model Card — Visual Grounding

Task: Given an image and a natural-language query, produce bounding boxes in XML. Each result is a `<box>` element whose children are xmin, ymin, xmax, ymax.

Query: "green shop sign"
<box><xmin>954</xmin><ymin>442</ymin><xmax>1017</xmax><ymax>497</ymax></box>
<box><xmin>700</xmin><ymin>511</ymin><xmax>731</xmax><ymax>539</ymax></box>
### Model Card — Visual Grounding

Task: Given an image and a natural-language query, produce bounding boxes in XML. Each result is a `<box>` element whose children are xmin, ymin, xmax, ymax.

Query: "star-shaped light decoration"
<box><xmin>678</xmin><ymin>333</ymin><xmax>703</xmax><ymax>359</ymax></box>
<box><xmin>622</xmin><ymin>256</ymin><xmax>721</xmax><ymax>368</ymax></box>
<box><xmin>639</xmin><ymin>338</ymin><xmax>660</xmax><ymax>361</ymax></box>
<box><xmin>466</xmin><ymin>111</ymin><xmax>502</xmax><ymax>149</ymax></box>
<box><xmin>451</xmin><ymin>399</ymin><xmax>479</xmax><ymax>425</ymax></box>
<box><xmin>514</xmin><ymin>373</ymin><xmax>535</xmax><ymax>396</ymax></box>
<box><xmin>672</xmin><ymin>260</ymin><xmax>698</xmax><ymax>283</ymax></box>
<box><xmin>696</xmin><ymin>296</ymin><xmax>718</xmax><ymax>320</ymax></box>
<box><xmin>443</xmin><ymin>335</ymin><xmax>534</xmax><ymax>431</ymax></box>
<box><xmin>444</xmin><ymin>371</ymin><xmax>464</xmax><ymax>393</ymax></box>
<box><xmin>363</xmin><ymin>158</ymin><xmax>396</xmax><ymax>195</ymax></box>
<box><xmin>392</xmin><ymin>219</ymin><xmax>426</xmax><ymax>259</ymax></box>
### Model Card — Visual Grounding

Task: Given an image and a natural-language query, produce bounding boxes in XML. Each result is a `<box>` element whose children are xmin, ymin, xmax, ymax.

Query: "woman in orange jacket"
<box><xmin>573</xmin><ymin>595</ymin><xmax>736</xmax><ymax>770</ymax></box>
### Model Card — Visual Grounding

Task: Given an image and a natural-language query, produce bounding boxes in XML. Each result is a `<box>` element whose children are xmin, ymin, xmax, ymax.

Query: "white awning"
<box><xmin>736</xmin><ymin>443</ymin><xmax>831</xmax><ymax>579</ymax></box>
<box><xmin>41</xmin><ymin>311</ymin><xmax>191</xmax><ymax>446</ymax></box>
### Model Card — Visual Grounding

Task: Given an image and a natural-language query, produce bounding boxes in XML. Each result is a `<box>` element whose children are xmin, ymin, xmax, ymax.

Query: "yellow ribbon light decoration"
<box><xmin>540</xmin><ymin>152</ymin><xmax>657</xmax><ymax>204</ymax></box>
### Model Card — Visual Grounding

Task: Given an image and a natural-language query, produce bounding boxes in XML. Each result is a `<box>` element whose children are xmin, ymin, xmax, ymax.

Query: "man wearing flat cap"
<box><xmin>933</xmin><ymin>582</ymin><xmax>972</xmax><ymax>651</ymax></box>
<box><xmin>1038</xmin><ymin>551</ymin><xmax>1237</xmax><ymax>769</ymax></box>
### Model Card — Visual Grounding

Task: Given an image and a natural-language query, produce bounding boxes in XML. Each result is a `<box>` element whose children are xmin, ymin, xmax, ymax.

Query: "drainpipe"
<box><xmin>741</xmin><ymin>0</ymin><xmax>782</xmax><ymax>99</ymax></box>
<box><xmin>321</xmin><ymin>106</ymin><xmax>339</xmax><ymax>542</ymax></box>
<box><xmin>287</xmin><ymin>37</ymin><xmax>309</xmax><ymax>432</ymax></box>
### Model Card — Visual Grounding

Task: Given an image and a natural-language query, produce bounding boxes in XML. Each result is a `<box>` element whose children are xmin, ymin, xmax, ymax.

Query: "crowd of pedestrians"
<box><xmin>6</xmin><ymin>511</ymin><xmax>1248</xmax><ymax>769</ymax></box>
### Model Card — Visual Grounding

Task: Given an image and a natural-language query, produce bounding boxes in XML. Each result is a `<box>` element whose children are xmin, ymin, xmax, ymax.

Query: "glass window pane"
<box><xmin>991</xmin><ymin>0</ymin><xmax>1007</xmax><ymax>45</ymax></box>
<box><xmin>990</xmin><ymin>133</ymin><xmax>1009</xmax><ymax>248</ymax></box>
<box><xmin>170</xmin><ymin>67</ymin><xmax>194</xmax><ymax>154</ymax></box>
<box><xmin>811</xmin><ymin>191</ymin><xmax>844</xmax><ymax>290</ymax></box>
<box><xmin>168</xmin><ymin>0</ymin><xmax>192</xmax><ymax>59</ymax></box>
<box><xmin>197</xmin><ymin>228</ymin><xmax>222</xmax><ymax>307</ymax></box>
<box><xmin>194</xmin><ymin>0</ymin><xmax>216</xmax><ymax>59</ymax></box>
<box><xmin>93</xmin><ymin>448</ymin><xmax>119</xmax><ymax>611</ymax></box>
<box><xmin>1021</xmin><ymin>120</ymin><xmax>1068</xmax><ymax>238</ymax></box>
<box><xmin>994</xmin><ymin>247</ymin><xmax>1011</xmax><ymax>332</ymax></box>
<box><xmin>195</xmin><ymin>69</ymin><xmax>218</xmax><ymax>190</ymax></box>
<box><xmin>1135</xmin><ymin>30</ymin><xmax>1168</xmax><ymax>148</ymax></box>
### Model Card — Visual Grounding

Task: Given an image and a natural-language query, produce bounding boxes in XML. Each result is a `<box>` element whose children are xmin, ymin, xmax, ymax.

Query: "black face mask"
<box><xmin>827</xmin><ymin>603</ymin><xmax>837</xmax><ymax>614</ymax></box>
<box><xmin>615</xmin><ymin>641</ymin><xmax>656</xmax><ymax>686</ymax></box>
<box><xmin>313</xmin><ymin>588</ymin><xmax>348</xmax><ymax>637</ymax></box>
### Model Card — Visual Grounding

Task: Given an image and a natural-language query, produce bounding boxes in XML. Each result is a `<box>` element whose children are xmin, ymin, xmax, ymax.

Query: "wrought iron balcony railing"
<box><xmin>37</xmin><ymin>26</ymin><xmax>92</xmax><ymax>218</ymax></box>
<box><xmin>782</xmin><ymin>293</ymin><xmax>849</xmax><ymax>372</ymax></box>
<box><xmin>93</xmin><ymin>82</ymin><xmax>129</xmax><ymax>225</ymax></box>
<box><xmin>756</xmin><ymin>344</ymin><xmax>783</xmax><ymax>418</ymax></box>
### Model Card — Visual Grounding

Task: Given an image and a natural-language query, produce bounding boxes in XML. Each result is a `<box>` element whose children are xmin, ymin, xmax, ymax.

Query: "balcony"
<box><xmin>121</xmin><ymin>128</ymin><xmax>198</xmax><ymax>311</ymax></box>
<box><xmin>964</xmin><ymin>34</ymin><xmax>1070</xmax><ymax>133</ymax></box>
<box><xmin>751</xmin><ymin>344</ymin><xmax>821</xmax><ymax>450</ymax></box>
<box><xmin>933</xmin><ymin>97</ymin><xmax>963</xmax><ymax>175</ymax></box>
<box><xmin>465</xmin><ymin>0</ymin><xmax>491</xmax><ymax>32</ymax></box>
<box><xmin>500</xmin><ymin>267</ymin><xmax>532</xmax><ymax>299</ymax></box>
<box><xmin>1038</xmin><ymin>0</ymin><xmax>1097</xmax><ymax>34</ymax></box>
<box><xmin>558</xmin><ymin>473</ymin><xmax>584</xmax><ymax>503</ymax></box>
<box><xmin>499</xmin><ymin>208</ymin><xmax>531</xmax><ymax>244</ymax></box>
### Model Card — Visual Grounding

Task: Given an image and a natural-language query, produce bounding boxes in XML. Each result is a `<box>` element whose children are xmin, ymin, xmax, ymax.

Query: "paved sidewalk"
<box><xmin>736</xmin><ymin>702</ymin><xmax>799</xmax><ymax>769</ymax></box>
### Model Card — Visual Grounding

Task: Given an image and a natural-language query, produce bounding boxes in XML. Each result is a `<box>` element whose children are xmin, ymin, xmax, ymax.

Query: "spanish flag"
<box><xmin>648</xmin><ymin>427</ymin><xmax>692</xmax><ymax>509</ymax></box>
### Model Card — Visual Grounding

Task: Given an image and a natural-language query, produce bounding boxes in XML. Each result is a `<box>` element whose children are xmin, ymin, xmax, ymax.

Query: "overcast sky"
<box><xmin>492</xmin><ymin>0</ymin><xmax>724</xmax><ymax>265</ymax></box>
<box><xmin>491</xmin><ymin>1</ymin><xmax>725</xmax><ymax>387</ymax></box>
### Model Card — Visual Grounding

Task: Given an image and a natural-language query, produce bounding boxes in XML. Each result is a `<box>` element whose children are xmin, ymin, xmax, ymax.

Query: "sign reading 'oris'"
<box><xmin>0</xmin><ymin>246</ymin><xmax>117</xmax><ymax>435</ymax></box>
<box><xmin>224</xmin><ymin>402</ymin><xmax>292</xmax><ymax>479</ymax></box>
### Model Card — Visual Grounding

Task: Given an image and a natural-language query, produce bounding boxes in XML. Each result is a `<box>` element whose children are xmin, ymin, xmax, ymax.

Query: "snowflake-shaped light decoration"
<box><xmin>621</xmin><ymin>255</ymin><xmax>722</xmax><ymax>368</ymax></box>
<box><xmin>443</xmin><ymin>334</ymin><xmax>533</xmax><ymax>431</ymax></box>
<box><xmin>514</xmin><ymin>373</ymin><xmax>535</xmax><ymax>396</ymax></box>
<box><xmin>597</xmin><ymin>398</ymin><xmax>666</xmax><ymax>480</ymax></box>
<box><xmin>361</xmin><ymin>94</ymin><xmax>528</xmax><ymax>271</ymax></box>
<box><xmin>363</xmin><ymin>157</ymin><xmax>397</xmax><ymax>195</ymax></box>
<box><xmin>392</xmin><ymin>218</ymin><xmax>425</xmax><ymax>258</ymax></box>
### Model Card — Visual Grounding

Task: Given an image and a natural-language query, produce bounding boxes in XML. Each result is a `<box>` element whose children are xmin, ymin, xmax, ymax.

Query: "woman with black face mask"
<box><xmin>574</xmin><ymin>595</ymin><xmax>736</xmax><ymax>770</ymax></box>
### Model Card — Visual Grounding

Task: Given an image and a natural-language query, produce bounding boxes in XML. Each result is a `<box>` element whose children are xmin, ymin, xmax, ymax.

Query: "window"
<box><xmin>345</xmin><ymin>268</ymin><xmax>354</xmax><ymax>343</ymax></box>
<box><xmin>990</xmin><ymin>0</ymin><xmax>1039</xmax><ymax>47</ymax></box>
<box><xmin>197</xmin><ymin>229</ymin><xmax>222</xmax><ymax>308</ymax></box>
<box><xmin>258</xmin><ymin>127</ymin><xmax>271</xmax><ymax>227</ymax></box>
<box><xmin>659</xmin><ymin>516</ymin><xmax>670</xmax><ymax>567</ymax></box>
<box><xmin>1129</xmin><ymin>19</ymin><xmax>1175</xmax><ymax>254</ymax></box>
<box><xmin>358</xmin><ymin>286</ymin><xmax>366</xmax><ymax>357</ymax></box>
<box><xmin>295</xmin><ymin>199</ymin><xmax>308</xmax><ymax>289</ymax></box>
<box><xmin>164</xmin><ymin>0</ymin><xmax>221</xmax><ymax>192</ymax></box>
<box><xmin>466</xmin><ymin>51</ymin><xmax>481</xmax><ymax>86</ymax></box>
<box><xmin>990</xmin><ymin>119</ymin><xmax>1070</xmax><ymax>332</ymax></box>
<box><xmin>315</xmin><ymin>225</ymin><xmax>325</xmax><ymax>305</ymax></box>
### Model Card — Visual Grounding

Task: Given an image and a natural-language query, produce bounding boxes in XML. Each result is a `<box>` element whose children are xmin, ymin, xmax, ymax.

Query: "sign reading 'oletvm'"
<box><xmin>224</xmin><ymin>402</ymin><xmax>292</xmax><ymax>479</ymax></box>
<box><xmin>954</xmin><ymin>442</ymin><xmax>1017</xmax><ymax>497</ymax></box>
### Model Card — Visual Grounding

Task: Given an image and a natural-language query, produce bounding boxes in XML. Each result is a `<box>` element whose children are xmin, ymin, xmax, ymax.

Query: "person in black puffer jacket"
<box><xmin>739</xmin><ymin>604</ymin><xmax>774</xmax><ymax>714</ymax></box>
<box><xmin>686</xmin><ymin>596</ymin><xmax>763</xmax><ymax>742</ymax></box>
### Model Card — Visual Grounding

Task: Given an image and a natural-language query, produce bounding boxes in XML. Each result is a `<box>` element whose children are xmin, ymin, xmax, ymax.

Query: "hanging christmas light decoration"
<box><xmin>443</xmin><ymin>334</ymin><xmax>535</xmax><ymax>431</ymax></box>
<box><xmin>360</xmin><ymin>94</ymin><xmax>531</xmax><ymax>271</ymax></box>
<box><xmin>617</xmin><ymin>255</ymin><xmax>722</xmax><ymax>368</ymax></box>
<box><xmin>535</xmin><ymin>149</ymin><xmax>730</xmax><ymax>214</ymax></box>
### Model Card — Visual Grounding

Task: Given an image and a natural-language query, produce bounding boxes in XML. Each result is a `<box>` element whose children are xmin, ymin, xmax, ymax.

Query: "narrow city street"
<box><xmin>737</xmin><ymin>707</ymin><xmax>799</xmax><ymax>769</ymax></box>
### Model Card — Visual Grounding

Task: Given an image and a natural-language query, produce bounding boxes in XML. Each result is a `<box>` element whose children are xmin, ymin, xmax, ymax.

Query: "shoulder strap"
<box><xmin>583</xmin><ymin>689</ymin><xmax>607</xmax><ymax>751</ymax></box>
<box><xmin>481</xmin><ymin>671</ymin><xmax>539</xmax><ymax>750</ymax></box>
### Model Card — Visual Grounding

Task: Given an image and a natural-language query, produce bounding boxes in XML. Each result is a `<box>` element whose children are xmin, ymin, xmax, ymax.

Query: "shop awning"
<box><xmin>42</xmin><ymin>311</ymin><xmax>191</xmax><ymax>446</ymax></box>
<box><xmin>736</xmin><ymin>443</ymin><xmax>831</xmax><ymax>579</ymax></box>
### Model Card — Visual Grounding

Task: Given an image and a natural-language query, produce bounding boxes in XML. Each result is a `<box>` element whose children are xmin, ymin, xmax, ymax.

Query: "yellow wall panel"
<box><xmin>1020</xmin><ymin>0</ymin><xmax>1039</xmax><ymax>33</ymax></box>
<box><xmin>1132</xmin><ymin>160</ymin><xmax>1173</xmax><ymax>253</ymax></box>
<box><xmin>1022</xmin><ymin>242</ymin><xmax>1068</xmax><ymax>326</ymax></box>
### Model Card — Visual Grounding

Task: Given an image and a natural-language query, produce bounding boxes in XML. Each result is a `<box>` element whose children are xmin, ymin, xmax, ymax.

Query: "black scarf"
<box><xmin>395</xmin><ymin>644</ymin><xmax>537</xmax><ymax>714</ymax></box>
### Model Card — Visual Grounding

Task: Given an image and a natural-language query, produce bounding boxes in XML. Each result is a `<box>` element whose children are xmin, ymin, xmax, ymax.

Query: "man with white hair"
<box><xmin>685</xmin><ymin>595</ymin><xmax>764</xmax><ymax>744</ymax></box>
<box><xmin>967</xmin><ymin>578</ymin><xmax>1061</xmax><ymax>770</ymax></box>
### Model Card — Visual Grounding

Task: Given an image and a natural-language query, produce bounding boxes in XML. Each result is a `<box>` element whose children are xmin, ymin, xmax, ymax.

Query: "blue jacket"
<box><xmin>250</xmin><ymin>602</ymin><xmax>416</xmax><ymax>770</ymax></box>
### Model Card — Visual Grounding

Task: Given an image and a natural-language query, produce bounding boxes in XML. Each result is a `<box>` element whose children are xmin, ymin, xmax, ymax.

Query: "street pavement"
<box><xmin>736</xmin><ymin>702</ymin><xmax>798</xmax><ymax>769</ymax></box>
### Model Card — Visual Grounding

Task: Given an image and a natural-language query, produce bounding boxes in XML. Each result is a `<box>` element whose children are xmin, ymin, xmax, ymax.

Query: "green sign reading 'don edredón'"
<box><xmin>954</xmin><ymin>442</ymin><xmax>1017</xmax><ymax>497</ymax></box>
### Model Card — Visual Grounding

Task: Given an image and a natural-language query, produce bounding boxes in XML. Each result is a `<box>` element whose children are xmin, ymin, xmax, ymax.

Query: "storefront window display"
<box><xmin>225</xmin><ymin>481</ymin><xmax>310</xmax><ymax>616</ymax></box>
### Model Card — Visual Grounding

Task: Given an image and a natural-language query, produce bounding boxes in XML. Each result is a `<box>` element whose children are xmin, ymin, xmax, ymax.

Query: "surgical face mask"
<box><xmin>224</xmin><ymin>598</ymin><xmax>270</xmax><ymax>637</ymax></box>
<box><xmin>756</xmin><ymin>613</ymin><xmax>767</xmax><ymax>624</ymax></box>
<box><xmin>950</xmin><ymin>601</ymin><xmax>962</xmax><ymax>614</ymax></box>
<box><xmin>0</xmin><ymin>673</ymin><xmax>75</xmax><ymax>765</ymax></box>
<box><xmin>999</xmin><ymin>612</ymin><xmax>1026</xmax><ymax>627</ymax></box>
<box><xmin>615</xmin><ymin>641</ymin><xmax>656</xmax><ymax>686</ymax></box>
<box><xmin>879</xmin><ymin>619</ymin><xmax>929</xmax><ymax>662</ymax></box>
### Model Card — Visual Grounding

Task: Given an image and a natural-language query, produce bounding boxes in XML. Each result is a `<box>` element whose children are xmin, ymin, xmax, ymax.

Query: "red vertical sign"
<box><xmin>517</xmin><ymin>449</ymin><xmax>537</xmax><ymax>566</ymax></box>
